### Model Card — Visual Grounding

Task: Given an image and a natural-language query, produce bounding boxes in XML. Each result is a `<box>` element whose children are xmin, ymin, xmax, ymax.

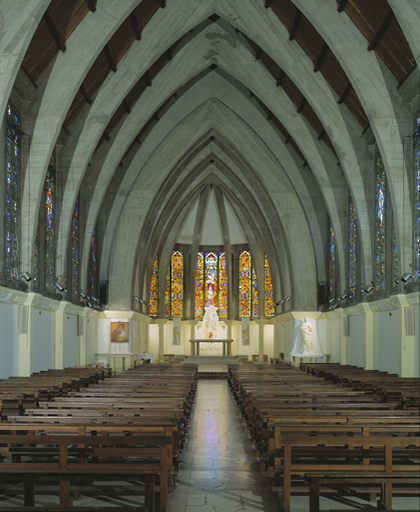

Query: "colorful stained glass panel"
<box><xmin>265</xmin><ymin>256</ymin><xmax>274</xmax><ymax>317</ymax></box>
<box><xmin>149</xmin><ymin>256</ymin><xmax>159</xmax><ymax>317</ymax></box>
<box><xmin>329</xmin><ymin>225</ymin><xmax>336</xmax><ymax>298</ymax></box>
<box><xmin>218</xmin><ymin>253</ymin><xmax>228</xmax><ymax>318</ymax></box>
<box><xmin>71</xmin><ymin>198</ymin><xmax>79</xmax><ymax>299</ymax></box>
<box><xmin>45</xmin><ymin>156</ymin><xmax>56</xmax><ymax>292</ymax></box>
<box><xmin>239</xmin><ymin>251</ymin><xmax>251</xmax><ymax>317</ymax></box>
<box><xmin>205</xmin><ymin>252</ymin><xmax>218</xmax><ymax>308</ymax></box>
<box><xmin>349</xmin><ymin>193</ymin><xmax>357</xmax><ymax>298</ymax></box>
<box><xmin>171</xmin><ymin>251</ymin><xmax>183</xmax><ymax>317</ymax></box>
<box><xmin>375</xmin><ymin>157</ymin><xmax>386</xmax><ymax>292</ymax></box>
<box><xmin>415</xmin><ymin>114</ymin><xmax>420</xmax><ymax>280</ymax></box>
<box><xmin>195</xmin><ymin>253</ymin><xmax>204</xmax><ymax>317</ymax></box>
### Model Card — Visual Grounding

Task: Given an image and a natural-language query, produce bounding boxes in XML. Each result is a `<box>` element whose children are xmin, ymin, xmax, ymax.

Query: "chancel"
<box><xmin>0</xmin><ymin>1</ymin><xmax>419</xmax><ymax>511</ymax></box>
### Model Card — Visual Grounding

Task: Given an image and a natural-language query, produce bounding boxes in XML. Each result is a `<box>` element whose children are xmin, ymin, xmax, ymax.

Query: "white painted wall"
<box><xmin>0</xmin><ymin>302</ymin><xmax>19</xmax><ymax>378</ymax></box>
<box><xmin>264</xmin><ymin>324</ymin><xmax>274</xmax><ymax>359</ymax></box>
<box><xmin>349</xmin><ymin>315</ymin><xmax>364</xmax><ymax>368</ymax></box>
<box><xmin>86</xmin><ymin>317</ymin><xmax>97</xmax><ymax>364</ymax></box>
<box><xmin>323</xmin><ymin>317</ymin><xmax>341</xmax><ymax>362</ymax></box>
<box><xmin>32</xmin><ymin>308</ymin><xmax>54</xmax><ymax>373</ymax></box>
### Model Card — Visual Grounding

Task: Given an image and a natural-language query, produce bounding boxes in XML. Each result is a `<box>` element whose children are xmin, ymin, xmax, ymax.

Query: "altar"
<box><xmin>189</xmin><ymin>339</ymin><xmax>233</xmax><ymax>356</ymax></box>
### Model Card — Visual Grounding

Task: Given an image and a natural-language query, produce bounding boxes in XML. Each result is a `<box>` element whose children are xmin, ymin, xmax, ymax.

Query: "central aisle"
<box><xmin>168</xmin><ymin>379</ymin><xmax>278</xmax><ymax>512</ymax></box>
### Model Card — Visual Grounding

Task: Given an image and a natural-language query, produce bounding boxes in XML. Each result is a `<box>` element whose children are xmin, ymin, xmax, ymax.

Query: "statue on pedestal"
<box><xmin>299</xmin><ymin>317</ymin><xmax>314</xmax><ymax>354</ymax></box>
<box><xmin>203</xmin><ymin>304</ymin><xmax>219</xmax><ymax>339</ymax></box>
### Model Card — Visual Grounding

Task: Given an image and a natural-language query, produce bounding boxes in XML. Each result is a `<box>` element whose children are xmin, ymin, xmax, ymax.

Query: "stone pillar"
<box><xmin>358</xmin><ymin>303</ymin><xmax>374</xmax><ymax>370</ymax></box>
<box><xmin>189</xmin><ymin>321</ymin><xmax>199</xmax><ymax>356</ymax></box>
<box><xmin>395</xmin><ymin>295</ymin><xmax>416</xmax><ymax>377</ymax></box>
<box><xmin>225</xmin><ymin>320</ymin><xmax>234</xmax><ymax>355</ymax></box>
<box><xmin>256</xmin><ymin>320</ymin><xmax>265</xmax><ymax>362</ymax></box>
<box><xmin>340</xmin><ymin>313</ymin><xmax>349</xmax><ymax>365</ymax></box>
<box><xmin>78</xmin><ymin>308</ymin><xmax>89</xmax><ymax>366</ymax></box>
<box><xmin>156</xmin><ymin>319</ymin><xmax>167</xmax><ymax>363</ymax></box>
<box><xmin>18</xmin><ymin>293</ymin><xmax>36</xmax><ymax>376</ymax></box>
<box><xmin>54</xmin><ymin>302</ymin><xmax>67</xmax><ymax>369</ymax></box>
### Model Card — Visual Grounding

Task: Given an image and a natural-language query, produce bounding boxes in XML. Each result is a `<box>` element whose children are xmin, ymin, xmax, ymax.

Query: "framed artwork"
<box><xmin>111</xmin><ymin>321</ymin><xmax>129</xmax><ymax>343</ymax></box>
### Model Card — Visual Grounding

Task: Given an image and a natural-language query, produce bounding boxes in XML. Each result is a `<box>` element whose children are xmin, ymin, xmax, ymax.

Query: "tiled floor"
<box><xmin>168</xmin><ymin>378</ymin><xmax>279</xmax><ymax>512</ymax></box>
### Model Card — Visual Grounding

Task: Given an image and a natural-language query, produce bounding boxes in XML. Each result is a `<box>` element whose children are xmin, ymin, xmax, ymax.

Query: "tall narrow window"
<box><xmin>265</xmin><ymin>256</ymin><xmax>275</xmax><ymax>317</ymax></box>
<box><xmin>415</xmin><ymin>114</ymin><xmax>420</xmax><ymax>281</ymax></box>
<box><xmin>90</xmin><ymin>230</ymin><xmax>97</xmax><ymax>297</ymax></box>
<box><xmin>5</xmin><ymin>103</ymin><xmax>20</xmax><ymax>280</ymax></box>
<box><xmin>164</xmin><ymin>267</ymin><xmax>170</xmax><ymax>317</ymax></box>
<box><xmin>392</xmin><ymin>227</ymin><xmax>398</xmax><ymax>290</ymax></box>
<box><xmin>171</xmin><ymin>251</ymin><xmax>183</xmax><ymax>317</ymax></box>
<box><xmin>349</xmin><ymin>193</ymin><xmax>357</xmax><ymax>298</ymax></box>
<box><xmin>252</xmin><ymin>266</ymin><xmax>259</xmax><ymax>317</ymax></box>
<box><xmin>149</xmin><ymin>256</ymin><xmax>159</xmax><ymax>317</ymax></box>
<box><xmin>45</xmin><ymin>156</ymin><xmax>56</xmax><ymax>292</ymax></box>
<box><xmin>195</xmin><ymin>253</ymin><xmax>204</xmax><ymax>317</ymax></box>
<box><xmin>218</xmin><ymin>253</ymin><xmax>228</xmax><ymax>318</ymax></box>
<box><xmin>375</xmin><ymin>157</ymin><xmax>386</xmax><ymax>291</ymax></box>
<box><xmin>329</xmin><ymin>225</ymin><xmax>336</xmax><ymax>299</ymax></box>
<box><xmin>205</xmin><ymin>252</ymin><xmax>218</xmax><ymax>308</ymax></box>
<box><xmin>71</xmin><ymin>198</ymin><xmax>79</xmax><ymax>300</ymax></box>
<box><xmin>239</xmin><ymin>250</ymin><xmax>252</xmax><ymax>317</ymax></box>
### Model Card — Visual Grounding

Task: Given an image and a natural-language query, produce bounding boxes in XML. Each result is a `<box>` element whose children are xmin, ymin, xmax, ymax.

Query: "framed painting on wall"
<box><xmin>111</xmin><ymin>321</ymin><xmax>129</xmax><ymax>343</ymax></box>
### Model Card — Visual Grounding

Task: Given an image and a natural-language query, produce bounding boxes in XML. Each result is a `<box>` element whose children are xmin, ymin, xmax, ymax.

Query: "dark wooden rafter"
<box><xmin>313</xmin><ymin>42</ymin><xmax>328</xmax><ymax>72</ymax></box>
<box><xmin>276</xmin><ymin>69</ymin><xmax>286</xmax><ymax>87</ymax></box>
<box><xmin>317</xmin><ymin>128</ymin><xmax>326</xmax><ymax>141</ymax></box>
<box><xmin>338</xmin><ymin>82</ymin><xmax>352</xmax><ymax>104</ymax></box>
<box><xmin>368</xmin><ymin>9</ymin><xmax>394</xmax><ymax>52</ymax></box>
<box><xmin>104</xmin><ymin>44</ymin><xmax>117</xmax><ymax>72</ymax></box>
<box><xmin>159</xmin><ymin>0</ymin><xmax>166</xmax><ymax>8</ymax></box>
<box><xmin>337</xmin><ymin>0</ymin><xmax>348</xmax><ymax>13</ymax></box>
<box><xmin>86</xmin><ymin>0</ymin><xmax>97</xmax><ymax>12</ymax></box>
<box><xmin>80</xmin><ymin>84</ymin><xmax>93</xmax><ymax>104</ymax></box>
<box><xmin>103</xmin><ymin>130</ymin><xmax>111</xmax><ymax>141</ymax></box>
<box><xmin>267</xmin><ymin>111</ymin><xmax>273</xmax><ymax>121</ymax></box>
<box><xmin>166</xmin><ymin>49</ymin><xmax>173</xmax><ymax>60</ymax></box>
<box><xmin>153</xmin><ymin>112</ymin><xmax>159</xmax><ymax>122</ymax></box>
<box><xmin>289</xmin><ymin>9</ymin><xmax>302</xmax><ymax>41</ymax></box>
<box><xmin>297</xmin><ymin>97</ymin><xmax>306</xmax><ymax>113</ymax></box>
<box><xmin>122</xmin><ymin>98</ymin><xmax>131</xmax><ymax>114</ymax></box>
<box><xmin>130</xmin><ymin>11</ymin><xmax>142</xmax><ymax>40</ymax></box>
<box><xmin>44</xmin><ymin>10</ymin><xmax>66</xmax><ymax>52</ymax></box>
<box><xmin>285</xmin><ymin>134</ymin><xmax>292</xmax><ymax>144</ymax></box>
<box><xmin>145</xmin><ymin>71</ymin><xmax>152</xmax><ymax>87</ymax></box>
<box><xmin>21</xmin><ymin>65</ymin><xmax>38</xmax><ymax>89</ymax></box>
<box><xmin>255</xmin><ymin>46</ymin><xmax>262</xmax><ymax>60</ymax></box>
<box><xmin>264</xmin><ymin>1</ymin><xmax>272</xmax><ymax>9</ymax></box>
<box><xmin>135</xmin><ymin>135</ymin><xmax>141</xmax><ymax>144</ymax></box>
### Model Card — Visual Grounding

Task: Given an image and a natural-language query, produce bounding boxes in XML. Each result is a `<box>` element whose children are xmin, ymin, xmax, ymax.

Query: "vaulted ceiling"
<box><xmin>2</xmin><ymin>0</ymin><xmax>419</xmax><ymax>313</ymax></box>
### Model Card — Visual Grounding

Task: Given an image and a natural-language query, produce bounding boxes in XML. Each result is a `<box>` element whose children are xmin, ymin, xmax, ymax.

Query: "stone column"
<box><xmin>394</xmin><ymin>295</ymin><xmax>416</xmax><ymax>377</ymax></box>
<box><xmin>54</xmin><ymin>302</ymin><xmax>68</xmax><ymax>369</ymax></box>
<box><xmin>18</xmin><ymin>293</ymin><xmax>36</xmax><ymax>376</ymax></box>
<box><xmin>78</xmin><ymin>308</ymin><xmax>89</xmax><ymax>366</ymax></box>
<box><xmin>256</xmin><ymin>320</ymin><xmax>265</xmax><ymax>362</ymax></box>
<box><xmin>156</xmin><ymin>319</ymin><xmax>167</xmax><ymax>363</ymax></box>
<box><xmin>340</xmin><ymin>312</ymin><xmax>349</xmax><ymax>365</ymax></box>
<box><xmin>189</xmin><ymin>320</ymin><xmax>199</xmax><ymax>356</ymax></box>
<box><xmin>358</xmin><ymin>303</ymin><xmax>374</xmax><ymax>370</ymax></box>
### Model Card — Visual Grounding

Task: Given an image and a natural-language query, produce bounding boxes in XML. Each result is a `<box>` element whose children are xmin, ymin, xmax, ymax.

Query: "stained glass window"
<box><xmin>375</xmin><ymin>157</ymin><xmax>386</xmax><ymax>292</ymax></box>
<box><xmin>33</xmin><ymin>228</ymin><xmax>40</xmax><ymax>288</ymax></box>
<box><xmin>218</xmin><ymin>253</ymin><xmax>228</xmax><ymax>317</ymax></box>
<box><xmin>252</xmin><ymin>266</ymin><xmax>259</xmax><ymax>317</ymax></box>
<box><xmin>195</xmin><ymin>253</ymin><xmax>204</xmax><ymax>317</ymax></box>
<box><xmin>164</xmin><ymin>267</ymin><xmax>170</xmax><ymax>317</ymax></box>
<box><xmin>45</xmin><ymin>156</ymin><xmax>56</xmax><ymax>292</ymax></box>
<box><xmin>171</xmin><ymin>251</ymin><xmax>183</xmax><ymax>317</ymax></box>
<box><xmin>5</xmin><ymin>103</ymin><xmax>20</xmax><ymax>280</ymax></box>
<box><xmin>265</xmin><ymin>256</ymin><xmax>275</xmax><ymax>317</ymax></box>
<box><xmin>392</xmin><ymin>227</ymin><xmax>398</xmax><ymax>290</ymax></box>
<box><xmin>415</xmin><ymin>114</ymin><xmax>420</xmax><ymax>280</ymax></box>
<box><xmin>329</xmin><ymin>225</ymin><xmax>336</xmax><ymax>299</ymax></box>
<box><xmin>71</xmin><ymin>198</ymin><xmax>79</xmax><ymax>300</ymax></box>
<box><xmin>205</xmin><ymin>252</ymin><xmax>218</xmax><ymax>308</ymax></box>
<box><xmin>239</xmin><ymin>250</ymin><xmax>252</xmax><ymax>317</ymax></box>
<box><xmin>349</xmin><ymin>193</ymin><xmax>357</xmax><ymax>298</ymax></box>
<box><xmin>90</xmin><ymin>230</ymin><xmax>97</xmax><ymax>296</ymax></box>
<box><xmin>149</xmin><ymin>256</ymin><xmax>159</xmax><ymax>317</ymax></box>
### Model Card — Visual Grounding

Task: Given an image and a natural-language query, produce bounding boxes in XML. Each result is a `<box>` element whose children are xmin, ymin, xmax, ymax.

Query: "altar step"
<box><xmin>182</xmin><ymin>356</ymin><xmax>247</xmax><ymax>379</ymax></box>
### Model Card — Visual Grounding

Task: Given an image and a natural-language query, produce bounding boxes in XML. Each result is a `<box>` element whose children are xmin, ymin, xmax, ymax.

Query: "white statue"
<box><xmin>299</xmin><ymin>317</ymin><xmax>314</xmax><ymax>354</ymax></box>
<box><xmin>203</xmin><ymin>305</ymin><xmax>219</xmax><ymax>339</ymax></box>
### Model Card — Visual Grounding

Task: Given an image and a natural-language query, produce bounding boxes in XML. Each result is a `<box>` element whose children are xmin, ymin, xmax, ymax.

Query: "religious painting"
<box><xmin>111</xmin><ymin>321</ymin><xmax>129</xmax><ymax>342</ymax></box>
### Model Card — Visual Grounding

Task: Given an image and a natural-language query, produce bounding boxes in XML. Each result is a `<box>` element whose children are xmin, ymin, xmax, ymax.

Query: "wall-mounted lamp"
<box><xmin>364</xmin><ymin>284</ymin><xmax>374</xmax><ymax>294</ymax></box>
<box><xmin>275</xmin><ymin>299</ymin><xmax>285</xmax><ymax>306</ymax></box>
<box><xmin>20</xmin><ymin>272</ymin><xmax>32</xmax><ymax>282</ymax></box>
<box><xmin>401</xmin><ymin>273</ymin><xmax>414</xmax><ymax>283</ymax></box>
<box><xmin>285</xmin><ymin>296</ymin><xmax>291</xmax><ymax>302</ymax></box>
<box><xmin>340</xmin><ymin>293</ymin><xmax>348</xmax><ymax>301</ymax></box>
<box><xmin>134</xmin><ymin>296</ymin><xmax>149</xmax><ymax>306</ymax></box>
<box><xmin>56</xmin><ymin>284</ymin><xmax>67</xmax><ymax>293</ymax></box>
<box><xmin>80</xmin><ymin>292</ymin><xmax>87</xmax><ymax>299</ymax></box>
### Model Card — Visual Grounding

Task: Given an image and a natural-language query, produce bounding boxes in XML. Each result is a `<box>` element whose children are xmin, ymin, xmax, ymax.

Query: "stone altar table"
<box><xmin>189</xmin><ymin>339</ymin><xmax>233</xmax><ymax>356</ymax></box>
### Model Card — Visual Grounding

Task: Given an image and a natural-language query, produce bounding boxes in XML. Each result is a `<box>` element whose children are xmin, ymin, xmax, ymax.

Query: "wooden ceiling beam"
<box><xmin>145</xmin><ymin>71</ymin><xmax>152</xmax><ymax>87</ymax></box>
<box><xmin>285</xmin><ymin>134</ymin><xmax>292</xmax><ymax>144</ymax></box>
<box><xmin>123</xmin><ymin>99</ymin><xmax>131</xmax><ymax>114</ymax></box>
<box><xmin>267</xmin><ymin>111</ymin><xmax>273</xmax><ymax>121</ymax></box>
<box><xmin>105</xmin><ymin>44</ymin><xmax>117</xmax><ymax>72</ymax></box>
<box><xmin>337</xmin><ymin>0</ymin><xmax>348</xmax><ymax>13</ymax></box>
<box><xmin>166</xmin><ymin>49</ymin><xmax>173</xmax><ymax>60</ymax></box>
<box><xmin>264</xmin><ymin>1</ymin><xmax>272</xmax><ymax>8</ymax></box>
<box><xmin>44</xmin><ymin>11</ymin><xmax>66</xmax><ymax>52</ymax></box>
<box><xmin>276</xmin><ymin>69</ymin><xmax>286</xmax><ymax>87</ymax></box>
<box><xmin>338</xmin><ymin>82</ymin><xmax>352</xmax><ymax>104</ymax></box>
<box><xmin>297</xmin><ymin>97</ymin><xmax>306</xmax><ymax>113</ymax></box>
<box><xmin>130</xmin><ymin>12</ymin><xmax>142</xmax><ymax>40</ymax></box>
<box><xmin>80</xmin><ymin>84</ymin><xmax>93</xmax><ymax>104</ymax></box>
<box><xmin>313</xmin><ymin>43</ymin><xmax>328</xmax><ymax>72</ymax></box>
<box><xmin>159</xmin><ymin>0</ymin><xmax>166</xmax><ymax>8</ymax></box>
<box><xmin>317</xmin><ymin>128</ymin><xmax>326</xmax><ymax>141</ymax></box>
<box><xmin>368</xmin><ymin>10</ymin><xmax>394</xmax><ymax>52</ymax></box>
<box><xmin>86</xmin><ymin>0</ymin><xmax>97</xmax><ymax>12</ymax></box>
<box><xmin>255</xmin><ymin>46</ymin><xmax>262</xmax><ymax>60</ymax></box>
<box><xmin>103</xmin><ymin>130</ymin><xmax>111</xmax><ymax>141</ymax></box>
<box><xmin>289</xmin><ymin>9</ymin><xmax>302</xmax><ymax>41</ymax></box>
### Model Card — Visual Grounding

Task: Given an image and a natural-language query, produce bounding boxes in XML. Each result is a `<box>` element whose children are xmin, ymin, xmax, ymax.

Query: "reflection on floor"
<box><xmin>168</xmin><ymin>379</ymin><xmax>278</xmax><ymax>512</ymax></box>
